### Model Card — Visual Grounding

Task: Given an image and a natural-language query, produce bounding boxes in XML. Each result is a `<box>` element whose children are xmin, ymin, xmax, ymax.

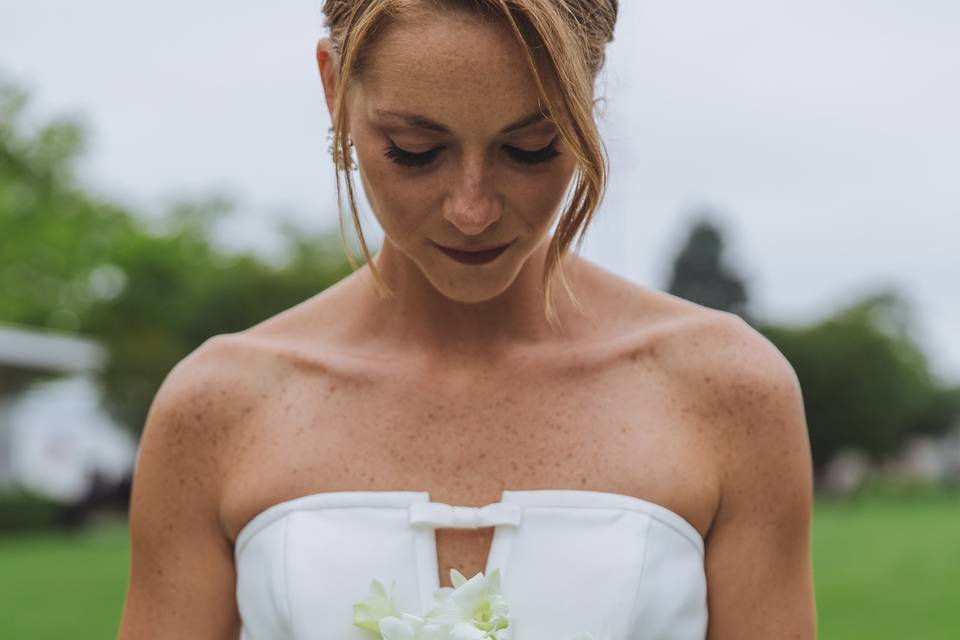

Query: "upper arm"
<box><xmin>700</xmin><ymin>314</ymin><xmax>817</xmax><ymax>639</ymax></box>
<box><xmin>119</xmin><ymin>338</ymin><xmax>241</xmax><ymax>639</ymax></box>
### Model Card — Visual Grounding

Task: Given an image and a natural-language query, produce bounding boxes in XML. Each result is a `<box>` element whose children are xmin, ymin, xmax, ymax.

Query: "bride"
<box><xmin>119</xmin><ymin>1</ymin><xmax>816</xmax><ymax>638</ymax></box>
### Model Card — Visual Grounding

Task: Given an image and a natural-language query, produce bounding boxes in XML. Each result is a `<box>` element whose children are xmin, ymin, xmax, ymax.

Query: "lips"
<box><xmin>434</xmin><ymin>241</ymin><xmax>511</xmax><ymax>265</ymax></box>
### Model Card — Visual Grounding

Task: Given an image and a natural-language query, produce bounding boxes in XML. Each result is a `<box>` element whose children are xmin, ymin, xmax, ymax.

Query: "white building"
<box><xmin>0</xmin><ymin>323</ymin><xmax>136</xmax><ymax>502</ymax></box>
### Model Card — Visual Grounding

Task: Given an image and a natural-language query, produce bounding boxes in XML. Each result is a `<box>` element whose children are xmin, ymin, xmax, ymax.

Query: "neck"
<box><xmin>349</xmin><ymin>234</ymin><xmax>588</xmax><ymax>361</ymax></box>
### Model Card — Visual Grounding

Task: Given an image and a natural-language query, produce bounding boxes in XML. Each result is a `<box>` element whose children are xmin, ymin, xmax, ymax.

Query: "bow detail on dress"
<box><xmin>409</xmin><ymin>501</ymin><xmax>523</xmax><ymax>529</ymax></box>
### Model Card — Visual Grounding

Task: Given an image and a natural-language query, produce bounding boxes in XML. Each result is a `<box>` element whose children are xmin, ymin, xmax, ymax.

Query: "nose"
<box><xmin>441</xmin><ymin>155</ymin><xmax>503</xmax><ymax>236</ymax></box>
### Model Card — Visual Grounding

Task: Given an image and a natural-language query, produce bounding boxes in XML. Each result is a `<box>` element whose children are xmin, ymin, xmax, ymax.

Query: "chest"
<box><xmin>222</xmin><ymin>350</ymin><xmax>719</xmax><ymax>588</ymax></box>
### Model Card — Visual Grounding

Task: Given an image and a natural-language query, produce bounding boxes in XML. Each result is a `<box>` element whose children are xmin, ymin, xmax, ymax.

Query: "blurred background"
<box><xmin>1</xmin><ymin>0</ymin><xmax>958</xmax><ymax>638</ymax></box>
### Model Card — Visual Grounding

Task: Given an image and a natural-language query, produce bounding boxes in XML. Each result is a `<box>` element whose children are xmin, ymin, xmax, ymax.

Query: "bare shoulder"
<box><xmin>143</xmin><ymin>331</ymin><xmax>277</xmax><ymax>444</ymax></box>
<box><xmin>572</xmin><ymin>258</ymin><xmax>805</xmax><ymax>448</ymax></box>
<box><xmin>644</xmin><ymin>303</ymin><xmax>815</xmax><ymax>637</ymax></box>
<box><xmin>659</xmin><ymin>304</ymin><xmax>804</xmax><ymax>421</ymax></box>
<box><xmin>120</xmin><ymin>332</ymin><xmax>284</xmax><ymax>637</ymax></box>
<box><xmin>573</xmin><ymin>259</ymin><xmax>805</xmax><ymax>439</ymax></box>
<box><xmin>652</xmin><ymin>303</ymin><xmax>812</xmax><ymax>516</ymax></box>
<box><xmin>641</xmin><ymin>302</ymin><xmax>816</xmax><ymax>636</ymax></box>
<box><xmin>131</xmin><ymin>330</ymin><xmax>281</xmax><ymax>540</ymax></box>
<box><xmin>168</xmin><ymin>264</ymin><xmax>358</xmax><ymax>391</ymax></box>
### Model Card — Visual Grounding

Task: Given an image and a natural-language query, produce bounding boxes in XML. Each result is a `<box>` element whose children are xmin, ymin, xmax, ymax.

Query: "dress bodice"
<box><xmin>235</xmin><ymin>489</ymin><xmax>708</xmax><ymax>639</ymax></box>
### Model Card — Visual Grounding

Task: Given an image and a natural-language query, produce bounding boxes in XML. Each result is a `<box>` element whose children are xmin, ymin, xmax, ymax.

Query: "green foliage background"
<box><xmin>0</xmin><ymin>77</ymin><xmax>354</xmax><ymax>435</ymax></box>
<box><xmin>762</xmin><ymin>293</ymin><xmax>960</xmax><ymax>476</ymax></box>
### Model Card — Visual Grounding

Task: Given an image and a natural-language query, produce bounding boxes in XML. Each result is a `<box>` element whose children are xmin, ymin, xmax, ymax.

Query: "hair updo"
<box><xmin>322</xmin><ymin>0</ymin><xmax>619</xmax><ymax>327</ymax></box>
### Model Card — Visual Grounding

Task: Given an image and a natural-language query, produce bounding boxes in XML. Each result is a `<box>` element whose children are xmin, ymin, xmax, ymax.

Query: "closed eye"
<box><xmin>503</xmin><ymin>136</ymin><xmax>562</xmax><ymax>165</ymax></box>
<box><xmin>382</xmin><ymin>135</ymin><xmax>562</xmax><ymax>169</ymax></box>
<box><xmin>383</xmin><ymin>141</ymin><xmax>445</xmax><ymax>168</ymax></box>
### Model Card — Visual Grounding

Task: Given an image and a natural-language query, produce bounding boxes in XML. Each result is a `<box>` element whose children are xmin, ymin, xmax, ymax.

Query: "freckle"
<box><xmin>580</xmin><ymin>476</ymin><xmax>587</xmax><ymax>484</ymax></box>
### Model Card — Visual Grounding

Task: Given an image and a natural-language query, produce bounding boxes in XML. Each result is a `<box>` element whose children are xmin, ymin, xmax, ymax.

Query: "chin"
<box><xmin>433</xmin><ymin>279</ymin><xmax>514</xmax><ymax>304</ymax></box>
<box><xmin>423</xmin><ymin>264</ymin><xmax>521</xmax><ymax>304</ymax></box>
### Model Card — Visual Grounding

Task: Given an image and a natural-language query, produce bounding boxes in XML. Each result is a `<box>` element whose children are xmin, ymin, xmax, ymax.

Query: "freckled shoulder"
<box><xmin>659</xmin><ymin>316</ymin><xmax>816</xmax><ymax>637</ymax></box>
<box><xmin>646</xmin><ymin>304</ymin><xmax>798</xmax><ymax>419</ymax></box>
<box><xmin>642</xmin><ymin>306</ymin><xmax>805</xmax><ymax>465</ymax></box>
<box><xmin>122</xmin><ymin>331</ymin><xmax>288</xmax><ymax>634</ymax></box>
<box><xmin>157</xmin><ymin>332</ymin><xmax>285</xmax><ymax>437</ymax></box>
<box><xmin>655</xmin><ymin>305</ymin><xmax>813</xmax><ymax>525</ymax></box>
<box><xmin>137</xmin><ymin>332</ymin><xmax>291</xmax><ymax>526</ymax></box>
<box><xmin>663</xmin><ymin>308</ymin><xmax>795</xmax><ymax>396</ymax></box>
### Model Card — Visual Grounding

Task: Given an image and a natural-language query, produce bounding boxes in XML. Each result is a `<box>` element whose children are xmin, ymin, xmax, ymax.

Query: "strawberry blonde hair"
<box><xmin>322</xmin><ymin>0</ymin><xmax>618</xmax><ymax>328</ymax></box>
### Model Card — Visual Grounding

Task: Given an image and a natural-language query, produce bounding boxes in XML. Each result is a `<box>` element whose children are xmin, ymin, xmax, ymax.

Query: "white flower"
<box><xmin>353</xmin><ymin>578</ymin><xmax>402</xmax><ymax>634</ymax></box>
<box><xmin>378</xmin><ymin>611</ymin><xmax>452</xmax><ymax>640</ymax></box>
<box><xmin>353</xmin><ymin>570</ymin><xmax>614</xmax><ymax>640</ymax></box>
<box><xmin>422</xmin><ymin>568</ymin><xmax>511</xmax><ymax>639</ymax></box>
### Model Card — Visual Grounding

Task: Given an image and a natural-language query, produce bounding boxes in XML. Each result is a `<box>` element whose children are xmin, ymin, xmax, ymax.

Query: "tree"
<box><xmin>665</xmin><ymin>211</ymin><xmax>751</xmax><ymax>321</ymax></box>
<box><xmin>0</xmin><ymin>74</ymin><xmax>356</xmax><ymax>437</ymax></box>
<box><xmin>759</xmin><ymin>290</ymin><xmax>960</xmax><ymax>478</ymax></box>
<box><xmin>0</xmin><ymin>76</ymin><xmax>140</xmax><ymax>330</ymax></box>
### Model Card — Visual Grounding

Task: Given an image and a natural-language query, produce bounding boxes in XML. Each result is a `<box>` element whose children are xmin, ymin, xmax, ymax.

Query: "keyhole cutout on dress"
<box><xmin>434</xmin><ymin>526</ymin><xmax>496</xmax><ymax>588</ymax></box>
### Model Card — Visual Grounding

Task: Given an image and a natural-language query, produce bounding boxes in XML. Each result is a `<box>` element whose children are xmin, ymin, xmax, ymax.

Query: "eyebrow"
<box><xmin>374</xmin><ymin>108</ymin><xmax>549</xmax><ymax>134</ymax></box>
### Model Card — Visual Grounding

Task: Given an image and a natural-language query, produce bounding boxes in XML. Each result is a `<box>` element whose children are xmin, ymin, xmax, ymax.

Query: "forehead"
<box><xmin>353</xmin><ymin>11</ymin><xmax>552</xmax><ymax>133</ymax></box>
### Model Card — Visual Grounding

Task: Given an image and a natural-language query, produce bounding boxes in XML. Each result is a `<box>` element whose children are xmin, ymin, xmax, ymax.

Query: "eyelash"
<box><xmin>382</xmin><ymin>137</ymin><xmax>562</xmax><ymax>168</ymax></box>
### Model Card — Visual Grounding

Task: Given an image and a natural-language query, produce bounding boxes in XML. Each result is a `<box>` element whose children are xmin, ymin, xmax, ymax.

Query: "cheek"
<box><xmin>356</xmin><ymin>155</ymin><xmax>436</xmax><ymax>237</ymax></box>
<box><xmin>509</xmin><ymin>159</ymin><xmax>578</xmax><ymax>226</ymax></box>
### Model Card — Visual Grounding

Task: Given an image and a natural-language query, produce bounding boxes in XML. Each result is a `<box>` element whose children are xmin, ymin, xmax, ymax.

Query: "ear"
<box><xmin>315</xmin><ymin>37</ymin><xmax>339</xmax><ymax>122</ymax></box>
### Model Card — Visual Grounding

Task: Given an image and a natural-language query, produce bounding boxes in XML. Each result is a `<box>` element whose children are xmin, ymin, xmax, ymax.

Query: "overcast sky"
<box><xmin>2</xmin><ymin>0</ymin><xmax>958</xmax><ymax>380</ymax></box>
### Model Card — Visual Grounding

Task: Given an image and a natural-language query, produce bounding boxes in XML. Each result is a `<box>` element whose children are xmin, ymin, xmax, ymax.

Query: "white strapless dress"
<box><xmin>235</xmin><ymin>489</ymin><xmax>707</xmax><ymax>639</ymax></box>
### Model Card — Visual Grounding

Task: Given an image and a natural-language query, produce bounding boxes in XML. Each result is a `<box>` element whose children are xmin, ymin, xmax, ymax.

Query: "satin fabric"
<box><xmin>235</xmin><ymin>489</ymin><xmax>707</xmax><ymax>639</ymax></box>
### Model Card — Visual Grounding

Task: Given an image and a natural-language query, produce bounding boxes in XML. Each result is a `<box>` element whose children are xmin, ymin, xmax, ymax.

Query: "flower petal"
<box><xmin>379</xmin><ymin>615</ymin><xmax>416</xmax><ymax>640</ymax></box>
<box><xmin>450</xmin><ymin>568</ymin><xmax>468</xmax><ymax>588</ymax></box>
<box><xmin>353</xmin><ymin>578</ymin><xmax>401</xmax><ymax>633</ymax></box>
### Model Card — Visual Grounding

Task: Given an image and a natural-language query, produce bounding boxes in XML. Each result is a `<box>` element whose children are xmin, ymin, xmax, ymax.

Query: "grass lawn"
<box><xmin>0</xmin><ymin>489</ymin><xmax>957</xmax><ymax>638</ymax></box>
<box><xmin>812</xmin><ymin>486</ymin><xmax>960</xmax><ymax>638</ymax></box>
<box><xmin>0</xmin><ymin>514</ymin><xmax>129</xmax><ymax>639</ymax></box>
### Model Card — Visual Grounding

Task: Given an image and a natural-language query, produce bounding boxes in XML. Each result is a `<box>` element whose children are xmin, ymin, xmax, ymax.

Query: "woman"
<box><xmin>120</xmin><ymin>1</ymin><xmax>816</xmax><ymax>638</ymax></box>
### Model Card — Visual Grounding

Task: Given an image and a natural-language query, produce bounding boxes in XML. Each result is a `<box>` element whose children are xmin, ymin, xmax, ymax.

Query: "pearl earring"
<box><xmin>327</xmin><ymin>125</ymin><xmax>358</xmax><ymax>171</ymax></box>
